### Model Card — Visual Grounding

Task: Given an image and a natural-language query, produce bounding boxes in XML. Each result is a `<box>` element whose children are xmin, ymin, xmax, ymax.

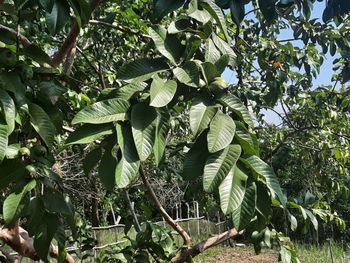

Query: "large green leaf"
<box><xmin>258</xmin><ymin>0</ymin><xmax>278</xmax><ymax>22</ymax></box>
<box><xmin>205</xmin><ymin>38</ymin><xmax>221</xmax><ymax>65</ymax></box>
<box><xmin>219</xmin><ymin>165</ymin><xmax>248</xmax><ymax>214</ymax></box>
<box><xmin>115</xmin><ymin>122</ymin><xmax>140</xmax><ymax>188</ymax></box>
<box><xmin>203</xmin><ymin>144</ymin><xmax>241</xmax><ymax>192</ymax></box>
<box><xmin>219</xmin><ymin>93</ymin><xmax>253</xmax><ymax>127</ymax></box>
<box><xmin>0</xmin><ymin>160</ymin><xmax>25</xmax><ymax>190</ymax></box>
<box><xmin>117</xmin><ymin>58</ymin><xmax>169</xmax><ymax>82</ymax></box>
<box><xmin>28</xmin><ymin>103</ymin><xmax>57</xmax><ymax>148</ymax></box>
<box><xmin>0</xmin><ymin>89</ymin><xmax>15</xmax><ymax>134</ymax></box>
<box><xmin>83</xmin><ymin>147</ymin><xmax>102</xmax><ymax>175</ymax></box>
<box><xmin>45</xmin><ymin>0</ymin><xmax>70</xmax><ymax>35</ymax></box>
<box><xmin>34</xmin><ymin>213</ymin><xmax>59</xmax><ymax>261</ymax></box>
<box><xmin>22</xmin><ymin>44</ymin><xmax>53</xmax><ymax>66</ymax></box>
<box><xmin>234</xmin><ymin>121</ymin><xmax>258</xmax><ymax>155</ymax></box>
<box><xmin>201</xmin><ymin>0</ymin><xmax>230</xmax><ymax>41</ymax></box>
<box><xmin>131</xmin><ymin>102</ymin><xmax>157</xmax><ymax>161</ymax></box>
<box><xmin>72</xmin><ymin>99</ymin><xmax>130</xmax><ymax>125</ymax></box>
<box><xmin>183</xmin><ymin>131</ymin><xmax>209</xmax><ymax>180</ymax></box>
<box><xmin>0</xmin><ymin>118</ymin><xmax>8</xmax><ymax>162</ymax></box>
<box><xmin>153</xmin><ymin>0</ymin><xmax>185</xmax><ymax>22</ymax></box>
<box><xmin>150</xmin><ymin>76</ymin><xmax>177</xmax><ymax>108</ymax></box>
<box><xmin>243</xmin><ymin>155</ymin><xmax>286</xmax><ymax>206</ymax></box>
<box><xmin>190</xmin><ymin>94</ymin><xmax>217</xmax><ymax>135</ymax></box>
<box><xmin>231</xmin><ymin>182</ymin><xmax>256</xmax><ymax>230</ymax></box>
<box><xmin>149</xmin><ymin>26</ymin><xmax>184</xmax><ymax>64</ymax></box>
<box><xmin>173</xmin><ymin>61</ymin><xmax>200</xmax><ymax>87</ymax></box>
<box><xmin>153</xmin><ymin>108</ymin><xmax>170</xmax><ymax>165</ymax></box>
<box><xmin>115</xmin><ymin>82</ymin><xmax>148</xmax><ymax>100</ymax></box>
<box><xmin>3</xmin><ymin>180</ymin><xmax>36</xmax><ymax>224</ymax></box>
<box><xmin>207</xmin><ymin>111</ymin><xmax>235</xmax><ymax>153</ymax></box>
<box><xmin>66</xmin><ymin>124</ymin><xmax>114</xmax><ymax>144</ymax></box>
<box><xmin>212</xmin><ymin>34</ymin><xmax>236</xmax><ymax>68</ymax></box>
<box><xmin>98</xmin><ymin>148</ymin><xmax>117</xmax><ymax>191</ymax></box>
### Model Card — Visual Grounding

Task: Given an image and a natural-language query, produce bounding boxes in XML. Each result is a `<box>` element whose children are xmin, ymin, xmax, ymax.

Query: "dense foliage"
<box><xmin>0</xmin><ymin>0</ymin><xmax>349</xmax><ymax>262</ymax></box>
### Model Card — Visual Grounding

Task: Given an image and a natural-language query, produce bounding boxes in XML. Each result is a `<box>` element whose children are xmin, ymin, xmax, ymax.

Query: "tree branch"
<box><xmin>0</xmin><ymin>24</ymin><xmax>31</xmax><ymax>47</ymax></box>
<box><xmin>139</xmin><ymin>166</ymin><xmax>193</xmax><ymax>247</ymax></box>
<box><xmin>0</xmin><ymin>221</ymin><xmax>74</xmax><ymax>263</ymax></box>
<box><xmin>171</xmin><ymin>228</ymin><xmax>242</xmax><ymax>263</ymax></box>
<box><xmin>52</xmin><ymin>0</ymin><xmax>104</xmax><ymax>67</ymax></box>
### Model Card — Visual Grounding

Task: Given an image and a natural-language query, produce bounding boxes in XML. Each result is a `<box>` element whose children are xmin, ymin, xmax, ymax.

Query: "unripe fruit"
<box><xmin>208</xmin><ymin>77</ymin><xmax>229</xmax><ymax>96</ymax></box>
<box><xmin>31</xmin><ymin>145</ymin><xmax>47</xmax><ymax>157</ymax></box>
<box><xmin>0</xmin><ymin>48</ymin><xmax>17</xmax><ymax>68</ymax></box>
<box><xmin>25</xmin><ymin>165</ymin><xmax>36</xmax><ymax>176</ymax></box>
<box><xmin>18</xmin><ymin>147</ymin><xmax>30</xmax><ymax>157</ymax></box>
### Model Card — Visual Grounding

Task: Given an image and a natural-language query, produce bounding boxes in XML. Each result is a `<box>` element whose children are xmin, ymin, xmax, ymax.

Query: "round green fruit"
<box><xmin>31</xmin><ymin>145</ymin><xmax>47</xmax><ymax>157</ymax></box>
<box><xmin>25</xmin><ymin>165</ymin><xmax>36</xmax><ymax>176</ymax></box>
<box><xmin>0</xmin><ymin>48</ymin><xmax>17</xmax><ymax>68</ymax></box>
<box><xmin>18</xmin><ymin>147</ymin><xmax>31</xmax><ymax>157</ymax></box>
<box><xmin>208</xmin><ymin>77</ymin><xmax>229</xmax><ymax>96</ymax></box>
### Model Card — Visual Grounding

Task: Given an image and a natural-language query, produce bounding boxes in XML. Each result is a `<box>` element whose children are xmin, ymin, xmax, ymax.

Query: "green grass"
<box><xmin>296</xmin><ymin>242</ymin><xmax>350</xmax><ymax>263</ymax></box>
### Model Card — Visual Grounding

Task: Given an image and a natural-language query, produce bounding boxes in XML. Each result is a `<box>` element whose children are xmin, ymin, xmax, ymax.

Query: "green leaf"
<box><xmin>45</xmin><ymin>0</ymin><xmax>70</xmax><ymax>35</ymax></box>
<box><xmin>131</xmin><ymin>102</ymin><xmax>157</xmax><ymax>161</ymax></box>
<box><xmin>72</xmin><ymin>99</ymin><xmax>130</xmax><ymax>125</ymax></box>
<box><xmin>0</xmin><ymin>119</ymin><xmax>8</xmax><ymax>162</ymax></box>
<box><xmin>219</xmin><ymin>93</ymin><xmax>253</xmax><ymax>127</ymax></box>
<box><xmin>22</xmin><ymin>44</ymin><xmax>53</xmax><ymax>66</ymax></box>
<box><xmin>183</xmin><ymin>131</ymin><xmax>209</xmax><ymax>180</ymax></box>
<box><xmin>83</xmin><ymin>147</ymin><xmax>102</xmax><ymax>175</ymax></box>
<box><xmin>207</xmin><ymin>111</ymin><xmax>235</xmax><ymax>153</ymax></box>
<box><xmin>149</xmin><ymin>26</ymin><xmax>184</xmax><ymax>64</ymax></box>
<box><xmin>212</xmin><ymin>34</ymin><xmax>236</xmax><ymax>68</ymax></box>
<box><xmin>0</xmin><ymin>160</ymin><xmax>25</xmax><ymax>190</ymax></box>
<box><xmin>3</xmin><ymin>180</ymin><xmax>36</xmax><ymax>225</ymax></box>
<box><xmin>204</xmin><ymin>144</ymin><xmax>241</xmax><ymax>192</ymax></box>
<box><xmin>231</xmin><ymin>182</ymin><xmax>256</xmax><ymax>230</ymax></box>
<box><xmin>34</xmin><ymin>213</ymin><xmax>59</xmax><ymax>261</ymax></box>
<box><xmin>153</xmin><ymin>108</ymin><xmax>170</xmax><ymax>165</ymax></box>
<box><xmin>115</xmin><ymin>122</ymin><xmax>140</xmax><ymax>188</ymax></box>
<box><xmin>190</xmin><ymin>94</ymin><xmax>217</xmax><ymax>135</ymax></box>
<box><xmin>256</xmin><ymin>182</ymin><xmax>272</xmax><ymax>219</ymax></box>
<box><xmin>173</xmin><ymin>61</ymin><xmax>200</xmax><ymax>87</ymax></box>
<box><xmin>0</xmin><ymin>90</ymin><xmax>16</xmax><ymax>135</ymax></box>
<box><xmin>219</xmin><ymin>165</ymin><xmax>247</xmax><ymax>214</ymax></box>
<box><xmin>66</xmin><ymin>124</ymin><xmax>114</xmax><ymax>144</ymax></box>
<box><xmin>115</xmin><ymin>82</ymin><xmax>148</xmax><ymax>100</ymax></box>
<box><xmin>150</xmin><ymin>76</ymin><xmax>177</xmax><ymax>108</ymax></box>
<box><xmin>42</xmin><ymin>192</ymin><xmax>72</xmax><ymax>215</ymax></box>
<box><xmin>98</xmin><ymin>148</ymin><xmax>117</xmax><ymax>191</ymax></box>
<box><xmin>243</xmin><ymin>155</ymin><xmax>286</xmax><ymax>206</ymax></box>
<box><xmin>28</xmin><ymin>103</ymin><xmax>57</xmax><ymax>148</ymax></box>
<box><xmin>230</xmin><ymin>0</ymin><xmax>245</xmax><ymax>26</ymax></box>
<box><xmin>234</xmin><ymin>121</ymin><xmax>257</xmax><ymax>155</ymax></box>
<box><xmin>117</xmin><ymin>58</ymin><xmax>169</xmax><ymax>82</ymax></box>
<box><xmin>153</xmin><ymin>0</ymin><xmax>185</xmax><ymax>22</ymax></box>
<box><xmin>201</xmin><ymin>0</ymin><xmax>230</xmax><ymax>41</ymax></box>
<box><xmin>205</xmin><ymin>38</ymin><xmax>221</xmax><ymax>65</ymax></box>
<box><xmin>305</xmin><ymin>209</ymin><xmax>318</xmax><ymax>231</ymax></box>
<box><xmin>258</xmin><ymin>0</ymin><xmax>278</xmax><ymax>23</ymax></box>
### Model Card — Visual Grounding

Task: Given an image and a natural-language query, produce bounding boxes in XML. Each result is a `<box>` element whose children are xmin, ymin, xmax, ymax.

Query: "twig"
<box><xmin>124</xmin><ymin>189</ymin><xmax>141</xmax><ymax>232</ymax></box>
<box><xmin>0</xmin><ymin>24</ymin><xmax>31</xmax><ymax>47</ymax></box>
<box><xmin>139</xmin><ymin>166</ymin><xmax>193</xmax><ymax>247</ymax></box>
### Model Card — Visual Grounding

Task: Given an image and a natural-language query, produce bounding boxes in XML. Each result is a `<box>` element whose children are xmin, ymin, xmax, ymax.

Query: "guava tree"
<box><xmin>0</xmin><ymin>0</ymin><xmax>349</xmax><ymax>262</ymax></box>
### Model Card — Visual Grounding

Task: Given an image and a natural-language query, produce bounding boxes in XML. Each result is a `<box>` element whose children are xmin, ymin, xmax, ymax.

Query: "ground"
<box><xmin>194</xmin><ymin>246</ymin><xmax>278</xmax><ymax>263</ymax></box>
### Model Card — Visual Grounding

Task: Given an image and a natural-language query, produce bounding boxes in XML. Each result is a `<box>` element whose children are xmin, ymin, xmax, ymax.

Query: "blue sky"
<box><xmin>222</xmin><ymin>2</ymin><xmax>338</xmax><ymax>124</ymax></box>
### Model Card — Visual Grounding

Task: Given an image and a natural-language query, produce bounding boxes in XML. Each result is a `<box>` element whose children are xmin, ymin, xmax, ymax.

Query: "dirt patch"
<box><xmin>195</xmin><ymin>246</ymin><xmax>278</xmax><ymax>263</ymax></box>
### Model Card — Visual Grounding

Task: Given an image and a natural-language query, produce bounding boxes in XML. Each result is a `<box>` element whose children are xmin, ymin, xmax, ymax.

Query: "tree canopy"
<box><xmin>0</xmin><ymin>0</ymin><xmax>349</xmax><ymax>262</ymax></box>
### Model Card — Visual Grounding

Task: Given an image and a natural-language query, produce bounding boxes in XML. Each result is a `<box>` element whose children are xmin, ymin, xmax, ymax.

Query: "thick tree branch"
<box><xmin>0</xmin><ymin>24</ymin><xmax>31</xmax><ymax>47</ymax></box>
<box><xmin>139</xmin><ymin>166</ymin><xmax>193</xmax><ymax>247</ymax></box>
<box><xmin>52</xmin><ymin>0</ymin><xmax>104</xmax><ymax>68</ymax></box>
<box><xmin>171</xmin><ymin>228</ymin><xmax>242</xmax><ymax>263</ymax></box>
<box><xmin>0</xmin><ymin>221</ymin><xmax>74</xmax><ymax>263</ymax></box>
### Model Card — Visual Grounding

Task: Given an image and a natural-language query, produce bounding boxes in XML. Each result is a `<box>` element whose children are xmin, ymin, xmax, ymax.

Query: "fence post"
<box><xmin>109</xmin><ymin>202</ymin><xmax>117</xmax><ymax>225</ymax></box>
<box><xmin>186</xmin><ymin>203</ymin><xmax>190</xmax><ymax>235</ymax></box>
<box><xmin>175</xmin><ymin>204</ymin><xmax>179</xmax><ymax>220</ymax></box>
